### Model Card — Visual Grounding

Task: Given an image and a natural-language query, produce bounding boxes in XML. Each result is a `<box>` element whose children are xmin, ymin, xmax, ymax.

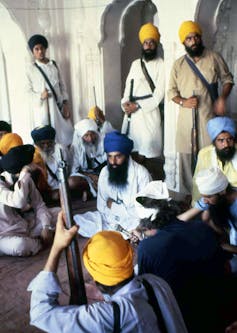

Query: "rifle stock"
<box><xmin>191</xmin><ymin>107</ymin><xmax>198</xmax><ymax>175</ymax></box>
<box><xmin>57</xmin><ymin>149</ymin><xmax>87</xmax><ymax>305</ymax></box>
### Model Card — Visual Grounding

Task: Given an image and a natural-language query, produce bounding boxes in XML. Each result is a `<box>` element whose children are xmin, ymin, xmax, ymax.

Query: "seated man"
<box><xmin>70</xmin><ymin>118</ymin><xmax>107</xmax><ymax>197</ymax></box>
<box><xmin>74</xmin><ymin>131</ymin><xmax>151</xmax><ymax>237</ymax></box>
<box><xmin>27</xmin><ymin>211</ymin><xmax>187</xmax><ymax>333</ymax></box>
<box><xmin>31</xmin><ymin>125</ymin><xmax>88</xmax><ymax>202</ymax></box>
<box><xmin>0</xmin><ymin>120</ymin><xmax>11</xmax><ymax>140</ymax></box>
<box><xmin>192</xmin><ymin>116</ymin><xmax>237</xmax><ymax>203</ymax></box>
<box><xmin>0</xmin><ymin>145</ymin><xmax>56</xmax><ymax>256</ymax></box>
<box><xmin>131</xmin><ymin>180</ymin><xmax>235</xmax><ymax>333</ymax></box>
<box><xmin>87</xmin><ymin>105</ymin><xmax>115</xmax><ymax>134</ymax></box>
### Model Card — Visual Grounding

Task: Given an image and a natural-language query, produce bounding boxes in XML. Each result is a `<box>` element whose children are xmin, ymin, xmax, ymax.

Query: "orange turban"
<box><xmin>83</xmin><ymin>231</ymin><xmax>134</xmax><ymax>286</ymax></box>
<box><xmin>87</xmin><ymin>106</ymin><xmax>97</xmax><ymax>121</ymax></box>
<box><xmin>139</xmin><ymin>22</ymin><xmax>160</xmax><ymax>44</ymax></box>
<box><xmin>178</xmin><ymin>20</ymin><xmax>202</xmax><ymax>43</ymax></box>
<box><xmin>0</xmin><ymin>133</ymin><xmax>23</xmax><ymax>155</ymax></box>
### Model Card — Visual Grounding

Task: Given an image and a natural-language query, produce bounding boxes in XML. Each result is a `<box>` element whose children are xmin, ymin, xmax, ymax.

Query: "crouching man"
<box><xmin>0</xmin><ymin>145</ymin><xmax>56</xmax><ymax>256</ymax></box>
<box><xmin>27</xmin><ymin>211</ymin><xmax>187</xmax><ymax>333</ymax></box>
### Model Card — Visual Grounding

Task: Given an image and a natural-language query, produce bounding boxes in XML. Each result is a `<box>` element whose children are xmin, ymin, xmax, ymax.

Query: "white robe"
<box><xmin>121</xmin><ymin>57</ymin><xmax>165</xmax><ymax>158</ymax></box>
<box><xmin>73</xmin><ymin>158</ymin><xmax>152</xmax><ymax>237</ymax></box>
<box><xmin>26</xmin><ymin>60</ymin><xmax>73</xmax><ymax>146</ymax></box>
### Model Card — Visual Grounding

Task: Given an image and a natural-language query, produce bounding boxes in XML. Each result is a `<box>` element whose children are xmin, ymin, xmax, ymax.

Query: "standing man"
<box><xmin>121</xmin><ymin>22</ymin><xmax>165</xmax><ymax>180</ymax></box>
<box><xmin>26</xmin><ymin>34</ymin><xmax>73</xmax><ymax>146</ymax></box>
<box><xmin>168</xmin><ymin>20</ymin><xmax>234</xmax><ymax>195</ymax></box>
<box><xmin>73</xmin><ymin>131</ymin><xmax>151</xmax><ymax>237</ymax></box>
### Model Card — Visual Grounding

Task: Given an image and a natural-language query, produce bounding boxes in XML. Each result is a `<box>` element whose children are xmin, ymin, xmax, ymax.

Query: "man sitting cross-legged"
<box><xmin>73</xmin><ymin>130</ymin><xmax>151</xmax><ymax>237</ymax></box>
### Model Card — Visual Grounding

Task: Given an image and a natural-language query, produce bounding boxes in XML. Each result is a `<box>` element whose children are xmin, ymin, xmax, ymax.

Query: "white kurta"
<box><xmin>0</xmin><ymin>170</ymin><xmax>57</xmax><ymax>256</ymax></box>
<box><xmin>73</xmin><ymin>158</ymin><xmax>152</xmax><ymax>237</ymax></box>
<box><xmin>26</xmin><ymin>60</ymin><xmax>73</xmax><ymax>146</ymax></box>
<box><xmin>121</xmin><ymin>57</ymin><xmax>165</xmax><ymax>158</ymax></box>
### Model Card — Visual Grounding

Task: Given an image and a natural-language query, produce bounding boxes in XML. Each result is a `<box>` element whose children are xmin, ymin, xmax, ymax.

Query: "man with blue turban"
<box><xmin>73</xmin><ymin>130</ymin><xmax>151</xmax><ymax>237</ymax></box>
<box><xmin>192</xmin><ymin>116</ymin><xmax>237</xmax><ymax>203</ymax></box>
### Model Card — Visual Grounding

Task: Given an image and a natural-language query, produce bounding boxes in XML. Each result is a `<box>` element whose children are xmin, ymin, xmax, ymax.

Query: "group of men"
<box><xmin>1</xmin><ymin>18</ymin><xmax>237</xmax><ymax>333</ymax></box>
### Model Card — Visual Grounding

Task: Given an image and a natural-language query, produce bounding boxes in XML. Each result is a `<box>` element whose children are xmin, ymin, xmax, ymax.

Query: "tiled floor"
<box><xmin>0</xmin><ymin>198</ymin><xmax>97</xmax><ymax>333</ymax></box>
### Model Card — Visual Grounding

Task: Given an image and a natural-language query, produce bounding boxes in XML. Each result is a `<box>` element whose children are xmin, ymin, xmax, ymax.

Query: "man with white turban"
<box><xmin>121</xmin><ymin>22</ymin><xmax>165</xmax><ymax>180</ymax></box>
<box><xmin>73</xmin><ymin>131</ymin><xmax>151</xmax><ymax>237</ymax></box>
<box><xmin>70</xmin><ymin>118</ymin><xmax>107</xmax><ymax>198</ymax></box>
<box><xmin>131</xmin><ymin>180</ymin><xmax>233</xmax><ymax>333</ymax></box>
<box><xmin>28</xmin><ymin>211</ymin><xmax>188</xmax><ymax>333</ymax></box>
<box><xmin>167</xmin><ymin>20</ymin><xmax>233</xmax><ymax>195</ymax></box>
<box><xmin>192</xmin><ymin>116</ymin><xmax>237</xmax><ymax>203</ymax></box>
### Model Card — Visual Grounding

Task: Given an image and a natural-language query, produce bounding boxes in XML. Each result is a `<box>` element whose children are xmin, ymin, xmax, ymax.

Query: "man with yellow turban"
<box><xmin>28</xmin><ymin>211</ymin><xmax>188</xmax><ymax>332</ymax></box>
<box><xmin>167</xmin><ymin>20</ymin><xmax>233</xmax><ymax>196</ymax></box>
<box><xmin>87</xmin><ymin>106</ymin><xmax>114</xmax><ymax>135</ymax></box>
<box><xmin>121</xmin><ymin>22</ymin><xmax>165</xmax><ymax>180</ymax></box>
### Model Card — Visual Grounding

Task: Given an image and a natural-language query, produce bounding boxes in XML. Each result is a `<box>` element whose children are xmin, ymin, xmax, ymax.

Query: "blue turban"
<box><xmin>31</xmin><ymin>125</ymin><xmax>56</xmax><ymax>142</ymax></box>
<box><xmin>28</xmin><ymin>34</ymin><xmax>48</xmax><ymax>52</ymax></box>
<box><xmin>104</xmin><ymin>131</ymin><xmax>133</xmax><ymax>155</ymax></box>
<box><xmin>207</xmin><ymin>116</ymin><xmax>236</xmax><ymax>141</ymax></box>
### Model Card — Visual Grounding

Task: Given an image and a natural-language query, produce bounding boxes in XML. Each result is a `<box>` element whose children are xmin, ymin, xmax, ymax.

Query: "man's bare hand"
<box><xmin>213</xmin><ymin>96</ymin><xmax>226</xmax><ymax>116</ymax></box>
<box><xmin>41</xmin><ymin>88</ymin><xmax>49</xmax><ymax>100</ymax></box>
<box><xmin>183</xmin><ymin>96</ymin><xmax>198</xmax><ymax>109</ymax></box>
<box><xmin>122</xmin><ymin>101</ymin><xmax>139</xmax><ymax>116</ymax></box>
<box><xmin>62</xmin><ymin>102</ymin><xmax>71</xmax><ymax>119</ymax></box>
<box><xmin>94</xmin><ymin>106</ymin><xmax>105</xmax><ymax>124</ymax></box>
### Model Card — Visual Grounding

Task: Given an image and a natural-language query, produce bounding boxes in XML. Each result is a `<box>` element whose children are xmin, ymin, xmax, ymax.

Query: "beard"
<box><xmin>108</xmin><ymin>157</ymin><xmax>129</xmax><ymax>188</ymax></box>
<box><xmin>185</xmin><ymin>41</ymin><xmax>204</xmax><ymax>58</ymax></box>
<box><xmin>216</xmin><ymin>145</ymin><xmax>236</xmax><ymax>162</ymax></box>
<box><xmin>40</xmin><ymin>146</ymin><xmax>55</xmax><ymax>162</ymax></box>
<box><xmin>142</xmin><ymin>47</ymin><xmax>157</xmax><ymax>61</ymax></box>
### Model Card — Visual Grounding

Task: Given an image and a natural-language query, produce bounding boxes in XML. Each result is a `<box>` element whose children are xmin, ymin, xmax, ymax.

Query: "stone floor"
<box><xmin>0</xmin><ymin>198</ymin><xmax>98</xmax><ymax>333</ymax></box>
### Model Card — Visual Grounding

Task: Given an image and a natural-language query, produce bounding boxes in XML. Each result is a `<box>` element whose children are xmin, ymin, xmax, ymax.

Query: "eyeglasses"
<box><xmin>216</xmin><ymin>137</ymin><xmax>234</xmax><ymax>144</ymax></box>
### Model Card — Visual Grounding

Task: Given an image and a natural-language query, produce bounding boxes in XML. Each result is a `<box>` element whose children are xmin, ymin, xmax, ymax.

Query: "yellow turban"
<box><xmin>83</xmin><ymin>231</ymin><xmax>134</xmax><ymax>286</ymax></box>
<box><xmin>0</xmin><ymin>133</ymin><xmax>23</xmax><ymax>155</ymax></box>
<box><xmin>88</xmin><ymin>106</ymin><xmax>96</xmax><ymax>121</ymax></box>
<box><xmin>178</xmin><ymin>20</ymin><xmax>202</xmax><ymax>43</ymax></box>
<box><xmin>139</xmin><ymin>22</ymin><xmax>160</xmax><ymax>44</ymax></box>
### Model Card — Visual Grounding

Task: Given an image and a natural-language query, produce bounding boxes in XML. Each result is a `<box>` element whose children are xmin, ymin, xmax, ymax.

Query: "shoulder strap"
<box><xmin>140</xmin><ymin>59</ymin><xmax>156</xmax><ymax>93</ymax></box>
<box><xmin>142</xmin><ymin>278</ymin><xmax>168</xmax><ymax>333</ymax></box>
<box><xmin>46</xmin><ymin>163</ymin><xmax>58</xmax><ymax>181</ymax></box>
<box><xmin>112</xmin><ymin>301</ymin><xmax>121</xmax><ymax>333</ymax></box>
<box><xmin>34</xmin><ymin>62</ymin><xmax>60</xmax><ymax>108</ymax></box>
<box><xmin>184</xmin><ymin>55</ymin><xmax>217</xmax><ymax>103</ymax></box>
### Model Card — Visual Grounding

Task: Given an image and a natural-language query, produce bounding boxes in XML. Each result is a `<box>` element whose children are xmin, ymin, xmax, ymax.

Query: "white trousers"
<box><xmin>0</xmin><ymin>236</ymin><xmax>42</xmax><ymax>256</ymax></box>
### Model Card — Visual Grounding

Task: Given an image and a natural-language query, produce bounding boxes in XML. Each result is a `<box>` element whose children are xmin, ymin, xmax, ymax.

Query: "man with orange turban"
<box><xmin>121</xmin><ymin>22</ymin><xmax>165</xmax><ymax>180</ymax></box>
<box><xmin>167</xmin><ymin>20</ymin><xmax>233</xmax><ymax>196</ymax></box>
<box><xmin>28</xmin><ymin>211</ymin><xmax>188</xmax><ymax>332</ymax></box>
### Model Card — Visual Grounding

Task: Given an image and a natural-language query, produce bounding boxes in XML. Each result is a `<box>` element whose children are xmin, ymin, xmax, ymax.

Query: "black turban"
<box><xmin>31</xmin><ymin>125</ymin><xmax>56</xmax><ymax>142</ymax></box>
<box><xmin>0</xmin><ymin>121</ymin><xmax>11</xmax><ymax>133</ymax></box>
<box><xmin>0</xmin><ymin>144</ymin><xmax>35</xmax><ymax>174</ymax></box>
<box><xmin>28</xmin><ymin>34</ymin><xmax>48</xmax><ymax>52</ymax></box>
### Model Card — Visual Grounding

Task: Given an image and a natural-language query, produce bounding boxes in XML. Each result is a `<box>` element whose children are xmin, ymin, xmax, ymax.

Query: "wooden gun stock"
<box><xmin>57</xmin><ymin>149</ymin><xmax>87</xmax><ymax>306</ymax></box>
<box><xmin>191</xmin><ymin>107</ymin><xmax>198</xmax><ymax>175</ymax></box>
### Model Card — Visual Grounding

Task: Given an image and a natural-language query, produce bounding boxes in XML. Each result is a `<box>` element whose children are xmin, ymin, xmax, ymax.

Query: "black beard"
<box><xmin>142</xmin><ymin>47</ymin><xmax>157</xmax><ymax>61</ymax></box>
<box><xmin>108</xmin><ymin>158</ymin><xmax>129</xmax><ymax>188</ymax></box>
<box><xmin>185</xmin><ymin>42</ymin><xmax>204</xmax><ymax>58</ymax></box>
<box><xmin>216</xmin><ymin>146</ymin><xmax>236</xmax><ymax>162</ymax></box>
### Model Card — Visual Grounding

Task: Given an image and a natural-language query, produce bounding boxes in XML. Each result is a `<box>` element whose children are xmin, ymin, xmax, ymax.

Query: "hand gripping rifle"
<box><xmin>191</xmin><ymin>92</ymin><xmax>199</xmax><ymax>175</ymax></box>
<box><xmin>57</xmin><ymin>149</ymin><xmax>87</xmax><ymax>305</ymax></box>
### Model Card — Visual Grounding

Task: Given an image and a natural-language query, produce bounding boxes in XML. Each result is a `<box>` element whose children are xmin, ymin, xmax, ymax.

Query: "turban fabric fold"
<box><xmin>0</xmin><ymin>144</ymin><xmax>35</xmax><ymax>174</ymax></box>
<box><xmin>0</xmin><ymin>121</ymin><xmax>11</xmax><ymax>133</ymax></box>
<box><xmin>28</xmin><ymin>34</ymin><xmax>48</xmax><ymax>52</ymax></box>
<box><xmin>178</xmin><ymin>20</ymin><xmax>202</xmax><ymax>43</ymax></box>
<box><xmin>104</xmin><ymin>131</ymin><xmax>133</xmax><ymax>155</ymax></box>
<box><xmin>87</xmin><ymin>107</ymin><xmax>97</xmax><ymax>121</ymax></box>
<box><xmin>83</xmin><ymin>231</ymin><xmax>134</xmax><ymax>286</ymax></box>
<box><xmin>196</xmin><ymin>167</ymin><xmax>228</xmax><ymax>195</ymax></box>
<box><xmin>0</xmin><ymin>133</ymin><xmax>23</xmax><ymax>155</ymax></box>
<box><xmin>31</xmin><ymin>125</ymin><xmax>56</xmax><ymax>142</ymax></box>
<box><xmin>135</xmin><ymin>181</ymin><xmax>170</xmax><ymax>220</ymax></box>
<box><xmin>74</xmin><ymin>119</ymin><xmax>98</xmax><ymax>137</ymax></box>
<box><xmin>207</xmin><ymin>116</ymin><xmax>236</xmax><ymax>141</ymax></box>
<box><xmin>139</xmin><ymin>22</ymin><xmax>160</xmax><ymax>44</ymax></box>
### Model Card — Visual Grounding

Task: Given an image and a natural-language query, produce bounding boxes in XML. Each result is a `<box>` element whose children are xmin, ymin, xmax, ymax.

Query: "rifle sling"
<box><xmin>34</xmin><ymin>61</ymin><xmax>63</xmax><ymax>112</ymax></box>
<box><xmin>46</xmin><ymin>163</ymin><xmax>58</xmax><ymax>181</ymax></box>
<box><xmin>140</xmin><ymin>58</ymin><xmax>156</xmax><ymax>93</ymax></box>
<box><xmin>184</xmin><ymin>55</ymin><xmax>217</xmax><ymax>103</ymax></box>
<box><xmin>111</xmin><ymin>278</ymin><xmax>168</xmax><ymax>333</ymax></box>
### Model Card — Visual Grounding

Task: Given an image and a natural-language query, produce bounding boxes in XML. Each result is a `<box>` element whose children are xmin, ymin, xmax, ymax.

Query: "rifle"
<box><xmin>125</xmin><ymin>79</ymin><xmax>134</xmax><ymax>135</ymax></box>
<box><xmin>191</xmin><ymin>92</ymin><xmax>199</xmax><ymax>174</ymax></box>
<box><xmin>57</xmin><ymin>149</ymin><xmax>87</xmax><ymax>305</ymax></box>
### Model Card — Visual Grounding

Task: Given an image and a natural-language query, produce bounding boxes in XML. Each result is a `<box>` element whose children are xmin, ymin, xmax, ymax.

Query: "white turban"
<box><xmin>74</xmin><ymin>118</ymin><xmax>98</xmax><ymax>137</ymax></box>
<box><xmin>196</xmin><ymin>167</ymin><xmax>228</xmax><ymax>195</ymax></box>
<box><xmin>135</xmin><ymin>181</ymin><xmax>169</xmax><ymax>220</ymax></box>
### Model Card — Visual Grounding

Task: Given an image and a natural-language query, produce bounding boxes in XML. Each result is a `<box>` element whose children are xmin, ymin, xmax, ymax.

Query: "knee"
<box><xmin>0</xmin><ymin>237</ymin><xmax>42</xmax><ymax>256</ymax></box>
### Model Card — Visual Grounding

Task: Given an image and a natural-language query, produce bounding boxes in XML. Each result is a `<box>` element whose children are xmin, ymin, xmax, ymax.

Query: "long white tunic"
<box><xmin>121</xmin><ymin>57</ymin><xmax>165</xmax><ymax>158</ymax></box>
<box><xmin>26</xmin><ymin>60</ymin><xmax>73</xmax><ymax>146</ymax></box>
<box><xmin>73</xmin><ymin>158</ymin><xmax>151</xmax><ymax>237</ymax></box>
